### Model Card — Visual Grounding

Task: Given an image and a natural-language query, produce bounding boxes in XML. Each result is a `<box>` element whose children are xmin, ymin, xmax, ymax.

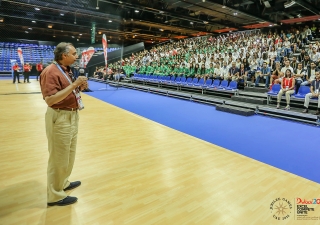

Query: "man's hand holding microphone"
<box><xmin>73</xmin><ymin>76</ymin><xmax>88</xmax><ymax>91</ymax></box>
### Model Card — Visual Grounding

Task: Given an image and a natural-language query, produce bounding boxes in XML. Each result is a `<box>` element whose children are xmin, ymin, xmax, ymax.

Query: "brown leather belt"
<box><xmin>51</xmin><ymin>107</ymin><xmax>78</xmax><ymax>111</ymax></box>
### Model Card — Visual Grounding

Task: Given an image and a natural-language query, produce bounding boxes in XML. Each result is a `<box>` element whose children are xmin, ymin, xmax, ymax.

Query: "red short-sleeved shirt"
<box><xmin>13</xmin><ymin>65</ymin><xmax>19</xmax><ymax>71</ymax></box>
<box><xmin>24</xmin><ymin>65</ymin><xmax>30</xmax><ymax>72</ymax></box>
<box><xmin>40</xmin><ymin>63</ymin><xmax>78</xmax><ymax>109</ymax></box>
<box><xmin>37</xmin><ymin>64</ymin><xmax>43</xmax><ymax>71</ymax></box>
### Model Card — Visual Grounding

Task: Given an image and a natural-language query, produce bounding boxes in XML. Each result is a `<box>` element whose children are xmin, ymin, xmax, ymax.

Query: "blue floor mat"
<box><xmin>86</xmin><ymin>81</ymin><xmax>320</xmax><ymax>183</ymax></box>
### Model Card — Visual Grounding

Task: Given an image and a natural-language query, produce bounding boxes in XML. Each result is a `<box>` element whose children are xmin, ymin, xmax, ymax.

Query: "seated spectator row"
<box><xmin>131</xmin><ymin>74</ymin><xmax>238</xmax><ymax>91</ymax></box>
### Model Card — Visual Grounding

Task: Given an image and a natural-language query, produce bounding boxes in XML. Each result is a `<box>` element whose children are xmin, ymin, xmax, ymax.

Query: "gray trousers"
<box><xmin>304</xmin><ymin>93</ymin><xmax>320</xmax><ymax>108</ymax></box>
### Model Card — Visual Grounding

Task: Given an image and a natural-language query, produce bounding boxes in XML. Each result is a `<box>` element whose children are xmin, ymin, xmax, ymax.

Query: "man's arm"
<box><xmin>310</xmin><ymin>84</ymin><xmax>315</xmax><ymax>95</ymax></box>
<box><xmin>45</xmin><ymin>76</ymin><xmax>87</xmax><ymax>107</ymax></box>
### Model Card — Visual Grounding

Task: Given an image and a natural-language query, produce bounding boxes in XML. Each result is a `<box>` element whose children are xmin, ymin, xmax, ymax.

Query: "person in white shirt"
<box><xmin>283</xmin><ymin>38</ymin><xmax>291</xmax><ymax>56</ymax></box>
<box><xmin>268</xmin><ymin>46</ymin><xmax>277</xmax><ymax>61</ymax></box>
<box><xmin>221</xmin><ymin>61</ymin><xmax>229</xmax><ymax>80</ymax></box>
<box><xmin>214</xmin><ymin>63</ymin><xmax>222</xmax><ymax>80</ymax></box>
<box><xmin>306</xmin><ymin>26</ymin><xmax>312</xmax><ymax>40</ymax></box>
<box><xmin>309</xmin><ymin>47</ymin><xmax>320</xmax><ymax>62</ymax></box>
<box><xmin>281</xmin><ymin>60</ymin><xmax>294</xmax><ymax>74</ymax></box>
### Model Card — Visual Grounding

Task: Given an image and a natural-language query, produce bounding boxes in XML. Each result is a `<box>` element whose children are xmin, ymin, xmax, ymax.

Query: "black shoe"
<box><xmin>47</xmin><ymin>196</ymin><xmax>78</xmax><ymax>206</ymax></box>
<box><xmin>18</xmin><ymin>82</ymin><xmax>21</xmax><ymax>83</ymax></box>
<box><xmin>63</xmin><ymin>181</ymin><xmax>81</xmax><ymax>191</ymax></box>
<box><xmin>314</xmin><ymin>110</ymin><xmax>320</xmax><ymax>115</ymax></box>
<box><xmin>302</xmin><ymin>109</ymin><xmax>308</xmax><ymax>113</ymax></box>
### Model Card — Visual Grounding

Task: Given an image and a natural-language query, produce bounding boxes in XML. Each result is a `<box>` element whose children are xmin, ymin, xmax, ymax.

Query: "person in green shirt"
<box><xmin>153</xmin><ymin>63</ymin><xmax>160</xmax><ymax>75</ymax></box>
<box><xmin>146</xmin><ymin>63</ymin><xmax>154</xmax><ymax>75</ymax></box>
<box><xmin>171</xmin><ymin>64</ymin><xmax>180</xmax><ymax>77</ymax></box>
<box><xmin>158</xmin><ymin>64</ymin><xmax>166</xmax><ymax>76</ymax></box>
<box><xmin>179</xmin><ymin>63</ymin><xmax>189</xmax><ymax>77</ymax></box>
<box><xmin>139</xmin><ymin>65</ymin><xmax>146</xmax><ymax>74</ymax></box>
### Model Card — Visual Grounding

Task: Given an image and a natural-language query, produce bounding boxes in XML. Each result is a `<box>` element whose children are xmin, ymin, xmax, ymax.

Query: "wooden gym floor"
<box><xmin>0</xmin><ymin>79</ymin><xmax>319</xmax><ymax>225</ymax></box>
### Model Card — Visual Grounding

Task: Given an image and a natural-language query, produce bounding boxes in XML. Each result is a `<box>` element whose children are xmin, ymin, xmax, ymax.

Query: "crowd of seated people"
<box><xmin>95</xmin><ymin>24</ymin><xmax>320</xmax><ymax>114</ymax></box>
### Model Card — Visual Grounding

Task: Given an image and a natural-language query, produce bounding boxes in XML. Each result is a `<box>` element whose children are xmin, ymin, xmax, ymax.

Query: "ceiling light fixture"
<box><xmin>98</xmin><ymin>31</ymin><xmax>102</xmax><ymax>34</ymax></box>
<box><xmin>233</xmin><ymin>12</ymin><xmax>238</xmax><ymax>15</ymax></box>
<box><xmin>119</xmin><ymin>1</ymin><xmax>123</xmax><ymax>3</ymax></box>
<box><xmin>72</xmin><ymin>36</ymin><xmax>75</xmax><ymax>38</ymax></box>
<box><xmin>28</xmin><ymin>27</ymin><xmax>32</xmax><ymax>30</ymax></box>
<box><xmin>25</xmin><ymin>31</ymin><xmax>29</xmax><ymax>33</ymax></box>
<box><xmin>109</xmin><ymin>20</ymin><xmax>112</xmax><ymax>22</ymax></box>
<box><xmin>284</xmin><ymin>1</ymin><xmax>295</xmax><ymax>8</ymax></box>
<box><xmin>0</xmin><ymin>18</ymin><xmax>4</xmax><ymax>22</ymax></box>
<box><xmin>34</xmin><ymin>7</ymin><xmax>40</xmax><ymax>11</ymax></box>
<box><xmin>96</xmin><ymin>0</ymin><xmax>99</xmax><ymax>9</ymax></box>
<box><xmin>203</xmin><ymin>21</ymin><xmax>208</xmax><ymax>24</ymax></box>
<box><xmin>60</xmin><ymin>13</ymin><xmax>64</xmax><ymax>16</ymax></box>
<box><xmin>190</xmin><ymin>22</ymin><xmax>193</xmax><ymax>24</ymax></box>
<box><xmin>135</xmin><ymin>10</ymin><xmax>139</xmax><ymax>13</ymax></box>
<box><xmin>222</xmin><ymin>5</ymin><xmax>226</xmax><ymax>8</ymax></box>
<box><xmin>32</xmin><ymin>20</ymin><xmax>36</xmax><ymax>23</ymax></box>
<box><xmin>48</xmin><ymin>25</ymin><xmax>52</xmax><ymax>28</ymax></box>
<box><xmin>79</xmin><ymin>33</ymin><xmax>82</xmax><ymax>35</ymax></box>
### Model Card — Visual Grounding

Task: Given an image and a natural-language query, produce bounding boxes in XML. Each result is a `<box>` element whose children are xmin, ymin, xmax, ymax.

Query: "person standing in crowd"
<box><xmin>73</xmin><ymin>63</ymin><xmax>80</xmax><ymax>78</ymax></box>
<box><xmin>23</xmin><ymin>63</ymin><xmax>32</xmax><ymax>83</ymax></box>
<box><xmin>36</xmin><ymin>61</ymin><xmax>43</xmax><ymax>81</ymax></box>
<box><xmin>302</xmin><ymin>71</ymin><xmax>320</xmax><ymax>115</ymax></box>
<box><xmin>276</xmin><ymin>69</ymin><xmax>295</xmax><ymax>110</ymax></box>
<box><xmin>40</xmin><ymin>42</ymin><xmax>88</xmax><ymax>206</ymax></box>
<box><xmin>12</xmin><ymin>62</ymin><xmax>21</xmax><ymax>84</ymax></box>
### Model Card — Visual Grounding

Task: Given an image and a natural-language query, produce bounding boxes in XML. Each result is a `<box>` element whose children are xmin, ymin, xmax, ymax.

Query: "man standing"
<box><xmin>302</xmin><ymin>71</ymin><xmax>320</xmax><ymax>115</ymax></box>
<box><xmin>73</xmin><ymin>63</ymin><xmax>80</xmax><ymax>78</ymax></box>
<box><xmin>12</xmin><ymin>63</ymin><xmax>21</xmax><ymax>84</ymax></box>
<box><xmin>23</xmin><ymin>63</ymin><xmax>32</xmax><ymax>83</ymax></box>
<box><xmin>40</xmin><ymin>42</ymin><xmax>88</xmax><ymax>206</ymax></box>
<box><xmin>36</xmin><ymin>61</ymin><xmax>43</xmax><ymax>81</ymax></box>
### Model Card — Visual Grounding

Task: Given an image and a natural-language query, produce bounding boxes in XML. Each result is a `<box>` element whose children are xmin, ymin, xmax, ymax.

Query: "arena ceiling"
<box><xmin>0</xmin><ymin>0</ymin><xmax>320</xmax><ymax>45</ymax></box>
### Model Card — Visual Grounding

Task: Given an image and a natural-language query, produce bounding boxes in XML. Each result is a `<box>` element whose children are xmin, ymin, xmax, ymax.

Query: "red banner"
<box><xmin>17</xmin><ymin>47</ymin><xmax>24</xmax><ymax>66</ymax></box>
<box><xmin>81</xmin><ymin>47</ymin><xmax>95</xmax><ymax>68</ymax></box>
<box><xmin>102</xmin><ymin>34</ymin><xmax>108</xmax><ymax>68</ymax></box>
